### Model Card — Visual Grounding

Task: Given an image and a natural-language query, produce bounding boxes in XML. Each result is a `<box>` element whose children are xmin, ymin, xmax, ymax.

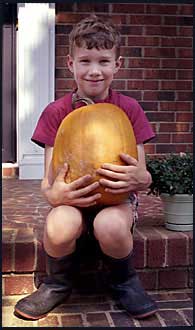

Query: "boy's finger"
<box><xmin>120</xmin><ymin>153</ymin><xmax>138</xmax><ymax>165</ymax></box>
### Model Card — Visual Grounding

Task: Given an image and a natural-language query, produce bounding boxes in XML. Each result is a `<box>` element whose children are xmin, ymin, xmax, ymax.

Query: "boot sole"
<box><xmin>14</xmin><ymin>308</ymin><xmax>48</xmax><ymax>320</ymax></box>
<box><xmin>129</xmin><ymin>307</ymin><xmax>158</xmax><ymax>319</ymax></box>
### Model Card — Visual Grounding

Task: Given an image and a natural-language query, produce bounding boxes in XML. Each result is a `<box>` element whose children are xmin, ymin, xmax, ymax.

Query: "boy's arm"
<box><xmin>97</xmin><ymin>143</ymin><xmax>152</xmax><ymax>193</ymax></box>
<box><xmin>41</xmin><ymin>145</ymin><xmax>54</xmax><ymax>197</ymax></box>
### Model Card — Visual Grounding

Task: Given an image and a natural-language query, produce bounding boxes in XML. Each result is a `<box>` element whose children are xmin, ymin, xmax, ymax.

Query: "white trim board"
<box><xmin>17</xmin><ymin>3</ymin><xmax>55</xmax><ymax>179</ymax></box>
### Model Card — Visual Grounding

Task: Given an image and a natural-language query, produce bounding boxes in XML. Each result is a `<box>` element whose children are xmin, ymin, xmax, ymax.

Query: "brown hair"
<box><xmin>69</xmin><ymin>15</ymin><xmax>121</xmax><ymax>58</ymax></box>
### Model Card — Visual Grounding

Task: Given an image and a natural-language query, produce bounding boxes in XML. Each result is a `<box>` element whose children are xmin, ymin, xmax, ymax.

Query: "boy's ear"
<box><xmin>114</xmin><ymin>56</ymin><xmax>123</xmax><ymax>73</ymax></box>
<box><xmin>67</xmin><ymin>54</ymin><xmax>74</xmax><ymax>73</ymax></box>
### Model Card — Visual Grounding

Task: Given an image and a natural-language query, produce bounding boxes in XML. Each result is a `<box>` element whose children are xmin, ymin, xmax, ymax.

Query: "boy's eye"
<box><xmin>100</xmin><ymin>60</ymin><xmax>110</xmax><ymax>64</ymax></box>
<box><xmin>80</xmin><ymin>59</ymin><xmax>89</xmax><ymax>63</ymax></box>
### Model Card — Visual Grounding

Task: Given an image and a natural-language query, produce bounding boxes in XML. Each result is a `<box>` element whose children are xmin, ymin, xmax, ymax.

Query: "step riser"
<box><xmin>2</xmin><ymin>265</ymin><xmax>193</xmax><ymax>296</ymax></box>
<box><xmin>2</xmin><ymin>166</ymin><xmax>19</xmax><ymax>178</ymax></box>
<box><xmin>2</xmin><ymin>228</ymin><xmax>193</xmax><ymax>295</ymax></box>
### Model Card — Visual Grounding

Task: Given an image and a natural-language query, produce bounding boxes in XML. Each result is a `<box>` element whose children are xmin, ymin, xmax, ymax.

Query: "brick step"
<box><xmin>2</xmin><ymin>226</ymin><xmax>193</xmax><ymax>296</ymax></box>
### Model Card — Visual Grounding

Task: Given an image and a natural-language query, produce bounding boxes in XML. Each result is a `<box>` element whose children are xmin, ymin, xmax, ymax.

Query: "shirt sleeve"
<box><xmin>31</xmin><ymin>103</ymin><xmax>62</xmax><ymax>148</ymax></box>
<box><xmin>126</xmin><ymin>99</ymin><xmax>155</xmax><ymax>144</ymax></box>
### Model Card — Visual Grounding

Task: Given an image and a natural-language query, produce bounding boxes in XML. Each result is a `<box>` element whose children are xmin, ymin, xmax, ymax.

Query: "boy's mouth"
<box><xmin>85</xmin><ymin>79</ymin><xmax>104</xmax><ymax>83</ymax></box>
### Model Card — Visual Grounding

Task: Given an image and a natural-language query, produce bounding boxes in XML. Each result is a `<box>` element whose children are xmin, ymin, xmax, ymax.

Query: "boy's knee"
<box><xmin>93</xmin><ymin>209</ymin><xmax>129</xmax><ymax>241</ymax></box>
<box><xmin>45</xmin><ymin>205</ymin><xmax>83</xmax><ymax>244</ymax></box>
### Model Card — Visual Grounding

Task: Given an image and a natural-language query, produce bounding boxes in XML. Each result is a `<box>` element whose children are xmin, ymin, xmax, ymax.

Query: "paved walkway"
<box><xmin>2</xmin><ymin>289</ymin><xmax>193</xmax><ymax>327</ymax></box>
<box><xmin>2</xmin><ymin>179</ymin><xmax>193</xmax><ymax>327</ymax></box>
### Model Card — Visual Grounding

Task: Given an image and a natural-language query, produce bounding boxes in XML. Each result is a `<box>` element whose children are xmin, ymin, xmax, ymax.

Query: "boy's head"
<box><xmin>69</xmin><ymin>14</ymin><xmax>121</xmax><ymax>59</ymax></box>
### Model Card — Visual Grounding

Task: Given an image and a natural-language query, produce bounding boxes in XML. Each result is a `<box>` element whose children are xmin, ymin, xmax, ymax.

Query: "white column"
<box><xmin>17</xmin><ymin>3</ymin><xmax>55</xmax><ymax>179</ymax></box>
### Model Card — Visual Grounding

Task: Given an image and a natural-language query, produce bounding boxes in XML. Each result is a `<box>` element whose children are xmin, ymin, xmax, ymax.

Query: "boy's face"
<box><xmin>67</xmin><ymin>46</ymin><xmax>122</xmax><ymax>101</ymax></box>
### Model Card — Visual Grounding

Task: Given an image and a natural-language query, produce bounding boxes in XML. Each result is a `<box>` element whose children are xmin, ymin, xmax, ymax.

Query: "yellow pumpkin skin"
<box><xmin>52</xmin><ymin>103</ymin><xmax>138</xmax><ymax>205</ymax></box>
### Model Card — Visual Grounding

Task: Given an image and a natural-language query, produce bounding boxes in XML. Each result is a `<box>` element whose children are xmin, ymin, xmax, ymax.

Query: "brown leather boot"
<box><xmin>104</xmin><ymin>252</ymin><xmax>158</xmax><ymax>319</ymax></box>
<box><xmin>14</xmin><ymin>252</ymin><xmax>76</xmax><ymax>320</ymax></box>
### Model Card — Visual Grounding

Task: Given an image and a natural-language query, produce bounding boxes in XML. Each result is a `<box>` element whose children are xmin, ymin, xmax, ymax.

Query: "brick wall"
<box><xmin>55</xmin><ymin>3</ymin><xmax>193</xmax><ymax>155</ymax></box>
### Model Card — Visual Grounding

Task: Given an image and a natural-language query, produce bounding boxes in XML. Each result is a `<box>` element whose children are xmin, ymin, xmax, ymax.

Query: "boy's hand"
<box><xmin>47</xmin><ymin>163</ymin><xmax>101</xmax><ymax>207</ymax></box>
<box><xmin>96</xmin><ymin>153</ymin><xmax>151</xmax><ymax>193</ymax></box>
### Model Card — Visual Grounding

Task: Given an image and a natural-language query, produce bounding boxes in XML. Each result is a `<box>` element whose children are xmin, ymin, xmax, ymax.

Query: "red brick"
<box><xmin>172</xmin><ymin>133</ymin><xmax>192</xmax><ymax>143</ymax></box>
<box><xmin>120</xmin><ymin>47</ymin><xmax>141</xmax><ymax>57</ymax></box>
<box><xmin>160</xmin><ymin>101</ymin><xmax>192</xmax><ymax>111</ymax></box>
<box><xmin>144</xmin><ymin>144</ymin><xmax>156</xmax><ymax>154</ymax></box>
<box><xmin>156</xmin><ymin>144</ymin><xmax>192</xmax><ymax>154</ymax></box>
<box><xmin>162</xmin><ymin>59</ymin><xmax>192</xmax><ymax>69</ymax></box>
<box><xmin>111</xmin><ymin>80</ymin><xmax>126</xmax><ymax>90</ymax></box>
<box><xmin>176</xmin><ymin>112</ymin><xmax>193</xmax><ymax>122</ymax></box>
<box><xmin>158</xmin><ymin>310</ymin><xmax>189</xmax><ymax>327</ymax></box>
<box><xmin>177</xmin><ymin>48</ymin><xmax>193</xmax><ymax>58</ymax></box>
<box><xmin>56</xmin><ymin>13</ymin><xmax>86</xmax><ymax>24</ymax></box>
<box><xmin>145</xmin><ymin>26</ymin><xmax>176</xmax><ymax>36</ymax></box>
<box><xmin>129</xmin><ymin>58</ymin><xmax>160</xmax><ymax>68</ymax></box>
<box><xmin>144</xmin><ymin>47</ymin><xmax>175</xmax><ymax>58</ymax></box>
<box><xmin>167</xmin><ymin>234</ymin><xmax>188</xmax><ymax>267</ymax></box>
<box><xmin>177</xmin><ymin>70</ymin><xmax>193</xmax><ymax>80</ymax></box>
<box><xmin>56</xmin><ymin>79</ymin><xmax>75</xmax><ymax>90</ymax></box>
<box><xmin>178</xmin><ymin>4</ymin><xmax>193</xmax><ymax>15</ymax></box>
<box><xmin>38</xmin><ymin>315</ymin><xmax>61</xmax><ymax>327</ymax></box>
<box><xmin>147</xmin><ymin>112</ymin><xmax>174</xmax><ymax>122</ymax></box>
<box><xmin>161</xmin><ymin>37</ymin><xmax>192</xmax><ymax>48</ymax></box>
<box><xmin>76</xmin><ymin>3</ymin><xmax>109</xmax><ymax>13</ymax></box>
<box><xmin>112</xmin><ymin>4</ymin><xmax>145</xmax><ymax>13</ymax></box>
<box><xmin>159</xmin><ymin>123</ymin><xmax>189</xmax><ymax>132</ymax></box>
<box><xmin>130</xmin><ymin>15</ymin><xmax>161</xmax><ymax>25</ymax></box>
<box><xmin>128</xmin><ymin>36</ymin><xmax>159</xmax><ymax>46</ymax></box>
<box><xmin>56</xmin><ymin>46</ymin><xmax>68</xmax><ymax>56</ymax></box>
<box><xmin>158</xmin><ymin>269</ymin><xmax>188</xmax><ymax>289</ymax></box>
<box><xmin>2</xmin><ymin>243</ymin><xmax>13</xmax><ymax>272</ymax></box>
<box><xmin>179</xmin><ymin>27</ymin><xmax>193</xmax><ymax>36</ymax></box>
<box><xmin>15</xmin><ymin>242</ymin><xmax>35</xmax><ymax>272</ymax></box>
<box><xmin>110</xmin><ymin>311</ymin><xmax>136</xmax><ymax>327</ymax></box>
<box><xmin>147</xmin><ymin>230</ymin><xmax>166</xmax><ymax>268</ymax></box>
<box><xmin>146</xmin><ymin>4</ymin><xmax>178</xmax><ymax>14</ymax></box>
<box><xmin>121</xmin><ymin>25</ymin><xmax>143</xmax><ymax>35</ymax></box>
<box><xmin>55</xmin><ymin>56</ymin><xmax>67</xmax><ymax>67</ymax></box>
<box><xmin>116</xmin><ymin>69</ymin><xmax>143</xmax><ymax>79</ymax></box>
<box><xmin>164</xmin><ymin>16</ymin><xmax>193</xmax><ymax>26</ymax></box>
<box><xmin>144</xmin><ymin>69</ymin><xmax>176</xmax><ymax>80</ymax></box>
<box><xmin>86</xmin><ymin>313</ymin><xmax>109</xmax><ymax>326</ymax></box>
<box><xmin>138</xmin><ymin>270</ymin><xmax>157</xmax><ymax>290</ymax></box>
<box><xmin>161</xmin><ymin>81</ymin><xmax>192</xmax><ymax>91</ymax></box>
<box><xmin>144</xmin><ymin>91</ymin><xmax>175</xmax><ymax>101</ymax></box>
<box><xmin>177</xmin><ymin>91</ymin><xmax>193</xmax><ymax>101</ymax></box>
<box><xmin>56</xmin><ymin>35</ymin><xmax>69</xmax><ymax>46</ymax></box>
<box><xmin>127</xmin><ymin>80</ymin><xmax>158</xmax><ymax>90</ymax></box>
<box><xmin>140</xmin><ymin>101</ymin><xmax>158</xmax><ymax>111</ymax></box>
<box><xmin>133</xmin><ymin>229</ymin><xmax>146</xmax><ymax>268</ymax></box>
<box><xmin>188</xmin><ymin>268</ymin><xmax>193</xmax><ymax>288</ymax></box>
<box><xmin>139</xmin><ymin>314</ymin><xmax>162</xmax><ymax>327</ymax></box>
<box><xmin>3</xmin><ymin>275</ymin><xmax>34</xmax><ymax>295</ymax></box>
<box><xmin>156</xmin><ymin>134</ymin><xmax>171</xmax><ymax>143</ymax></box>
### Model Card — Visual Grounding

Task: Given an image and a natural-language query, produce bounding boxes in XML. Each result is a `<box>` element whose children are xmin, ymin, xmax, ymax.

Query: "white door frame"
<box><xmin>17</xmin><ymin>3</ymin><xmax>55</xmax><ymax>179</ymax></box>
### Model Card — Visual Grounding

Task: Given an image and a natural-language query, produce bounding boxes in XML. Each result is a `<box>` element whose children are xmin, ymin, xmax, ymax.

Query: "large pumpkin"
<box><xmin>52</xmin><ymin>102</ymin><xmax>138</xmax><ymax>205</ymax></box>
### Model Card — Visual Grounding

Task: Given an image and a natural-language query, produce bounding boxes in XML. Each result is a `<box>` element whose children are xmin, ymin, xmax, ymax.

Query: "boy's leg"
<box><xmin>93</xmin><ymin>199</ymin><xmax>157</xmax><ymax>319</ymax></box>
<box><xmin>14</xmin><ymin>205</ymin><xmax>83</xmax><ymax>320</ymax></box>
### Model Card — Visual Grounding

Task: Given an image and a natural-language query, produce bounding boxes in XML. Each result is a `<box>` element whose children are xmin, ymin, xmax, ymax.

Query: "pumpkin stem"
<box><xmin>72</xmin><ymin>94</ymin><xmax>95</xmax><ymax>109</ymax></box>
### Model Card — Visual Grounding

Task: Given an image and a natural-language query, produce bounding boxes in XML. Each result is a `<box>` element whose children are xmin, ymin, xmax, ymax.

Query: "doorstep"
<box><xmin>2</xmin><ymin>226</ymin><xmax>193</xmax><ymax>296</ymax></box>
<box><xmin>2</xmin><ymin>163</ymin><xmax>19</xmax><ymax>178</ymax></box>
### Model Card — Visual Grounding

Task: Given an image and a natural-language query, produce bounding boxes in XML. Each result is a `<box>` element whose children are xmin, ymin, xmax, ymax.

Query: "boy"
<box><xmin>15</xmin><ymin>15</ymin><xmax>157</xmax><ymax>320</ymax></box>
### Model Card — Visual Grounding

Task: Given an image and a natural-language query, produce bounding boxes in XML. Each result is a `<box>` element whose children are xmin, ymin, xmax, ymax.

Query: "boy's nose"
<box><xmin>89</xmin><ymin>65</ymin><xmax>101</xmax><ymax>76</ymax></box>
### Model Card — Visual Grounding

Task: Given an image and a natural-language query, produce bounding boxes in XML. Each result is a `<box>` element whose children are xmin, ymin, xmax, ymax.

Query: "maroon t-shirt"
<box><xmin>31</xmin><ymin>89</ymin><xmax>155</xmax><ymax>148</ymax></box>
